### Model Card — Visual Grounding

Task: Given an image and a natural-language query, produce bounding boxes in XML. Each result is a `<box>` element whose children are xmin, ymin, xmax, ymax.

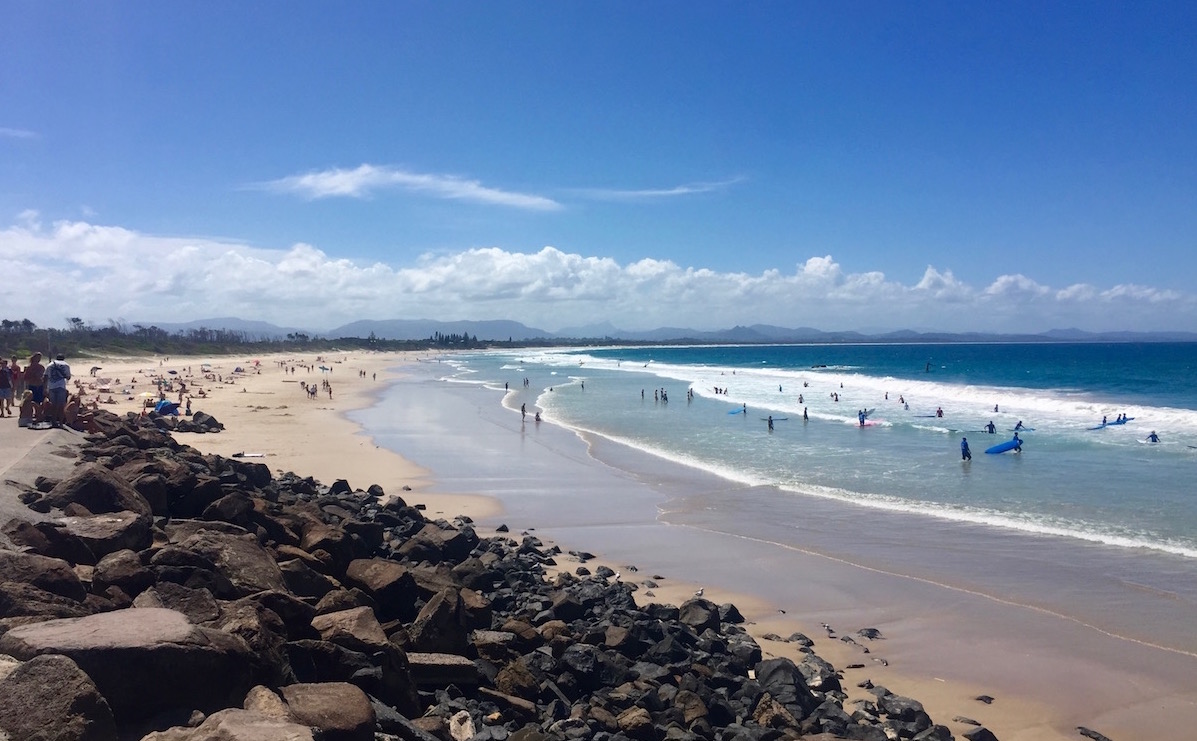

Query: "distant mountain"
<box><xmin>327</xmin><ymin>319</ymin><xmax>553</xmax><ymax>342</ymax></box>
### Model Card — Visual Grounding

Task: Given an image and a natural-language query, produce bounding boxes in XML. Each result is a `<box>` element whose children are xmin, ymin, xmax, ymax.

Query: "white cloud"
<box><xmin>256</xmin><ymin>164</ymin><xmax>562</xmax><ymax>211</ymax></box>
<box><xmin>571</xmin><ymin>177</ymin><xmax>745</xmax><ymax>202</ymax></box>
<box><xmin>0</xmin><ymin>127</ymin><xmax>38</xmax><ymax>140</ymax></box>
<box><xmin>1</xmin><ymin>216</ymin><xmax>1194</xmax><ymax>334</ymax></box>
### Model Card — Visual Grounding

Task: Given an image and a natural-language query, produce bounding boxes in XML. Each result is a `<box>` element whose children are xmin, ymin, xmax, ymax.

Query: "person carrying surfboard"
<box><xmin>961</xmin><ymin>437</ymin><xmax>972</xmax><ymax>461</ymax></box>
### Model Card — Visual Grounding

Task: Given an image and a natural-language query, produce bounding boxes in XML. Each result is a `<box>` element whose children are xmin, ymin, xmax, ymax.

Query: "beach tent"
<box><xmin>154</xmin><ymin>400</ymin><xmax>180</xmax><ymax>416</ymax></box>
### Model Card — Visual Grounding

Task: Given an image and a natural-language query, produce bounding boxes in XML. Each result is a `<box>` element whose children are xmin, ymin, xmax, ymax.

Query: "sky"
<box><xmin>2</xmin><ymin>2</ymin><xmax>1196</xmax><ymax>334</ymax></box>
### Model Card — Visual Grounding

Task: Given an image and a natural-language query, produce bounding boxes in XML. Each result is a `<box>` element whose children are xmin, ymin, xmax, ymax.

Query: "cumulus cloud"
<box><xmin>1</xmin><ymin>217</ymin><xmax>1194</xmax><ymax>334</ymax></box>
<box><xmin>255</xmin><ymin>164</ymin><xmax>562</xmax><ymax>211</ymax></box>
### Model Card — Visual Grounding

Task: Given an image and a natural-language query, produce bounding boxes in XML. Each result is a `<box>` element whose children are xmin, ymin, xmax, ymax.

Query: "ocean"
<box><xmin>430</xmin><ymin>342</ymin><xmax>1197</xmax><ymax>560</ymax></box>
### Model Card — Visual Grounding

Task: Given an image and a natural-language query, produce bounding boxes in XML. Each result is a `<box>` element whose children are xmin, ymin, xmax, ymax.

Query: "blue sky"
<box><xmin>2</xmin><ymin>2</ymin><xmax>1195</xmax><ymax>333</ymax></box>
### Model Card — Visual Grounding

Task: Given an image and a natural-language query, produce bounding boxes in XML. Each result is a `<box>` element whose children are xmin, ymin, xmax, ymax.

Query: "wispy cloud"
<box><xmin>0</xmin><ymin>127</ymin><xmax>38</xmax><ymax>140</ymax></box>
<box><xmin>3</xmin><ymin>216</ymin><xmax>1194</xmax><ymax>334</ymax></box>
<box><xmin>256</xmin><ymin>164</ymin><xmax>562</xmax><ymax>211</ymax></box>
<box><xmin>571</xmin><ymin>177</ymin><xmax>746</xmax><ymax>202</ymax></box>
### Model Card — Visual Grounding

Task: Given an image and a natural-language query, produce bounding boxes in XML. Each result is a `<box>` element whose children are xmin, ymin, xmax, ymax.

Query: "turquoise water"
<box><xmin>442</xmin><ymin>343</ymin><xmax>1197</xmax><ymax>558</ymax></box>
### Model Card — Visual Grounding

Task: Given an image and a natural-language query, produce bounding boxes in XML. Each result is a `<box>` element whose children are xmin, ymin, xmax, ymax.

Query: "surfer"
<box><xmin>961</xmin><ymin>437</ymin><xmax>972</xmax><ymax>461</ymax></box>
<box><xmin>741</xmin><ymin>403</ymin><xmax>747</xmax><ymax>415</ymax></box>
<box><xmin>768</xmin><ymin>415</ymin><xmax>774</xmax><ymax>431</ymax></box>
<box><xmin>935</xmin><ymin>407</ymin><xmax>944</xmax><ymax>418</ymax></box>
<box><xmin>798</xmin><ymin>394</ymin><xmax>803</xmax><ymax>404</ymax></box>
<box><xmin>994</xmin><ymin>404</ymin><xmax>999</xmax><ymax>413</ymax></box>
<box><xmin>1013</xmin><ymin>432</ymin><xmax>1022</xmax><ymax>451</ymax></box>
<box><xmin>1101</xmin><ymin>415</ymin><xmax>1107</xmax><ymax>426</ymax></box>
<box><xmin>803</xmin><ymin>407</ymin><xmax>808</xmax><ymax>421</ymax></box>
<box><xmin>985</xmin><ymin>421</ymin><xmax>997</xmax><ymax>434</ymax></box>
<box><xmin>858</xmin><ymin>410</ymin><xmax>866</xmax><ymax>427</ymax></box>
<box><xmin>1014</xmin><ymin>420</ymin><xmax>1025</xmax><ymax>431</ymax></box>
<box><xmin>1146</xmin><ymin>431</ymin><xmax>1160</xmax><ymax>443</ymax></box>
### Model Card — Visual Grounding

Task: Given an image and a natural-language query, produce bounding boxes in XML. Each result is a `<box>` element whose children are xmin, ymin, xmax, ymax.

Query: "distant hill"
<box><xmin>133</xmin><ymin>317</ymin><xmax>306</xmax><ymax>340</ymax></box>
<box><xmin>327</xmin><ymin>319</ymin><xmax>554</xmax><ymax>342</ymax></box>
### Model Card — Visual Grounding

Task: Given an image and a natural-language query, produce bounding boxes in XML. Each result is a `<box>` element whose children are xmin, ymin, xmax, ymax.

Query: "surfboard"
<box><xmin>760</xmin><ymin>417</ymin><xmax>788</xmax><ymax>421</ymax></box>
<box><xmin>1009</xmin><ymin>427</ymin><xmax>1035</xmax><ymax>432</ymax></box>
<box><xmin>985</xmin><ymin>438</ymin><xmax>1021</xmax><ymax>454</ymax></box>
<box><xmin>728</xmin><ymin>409</ymin><xmax>746</xmax><ymax>415</ymax></box>
<box><xmin>1087</xmin><ymin>423</ymin><xmax>1108</xmax><ymax>430</ymax></box>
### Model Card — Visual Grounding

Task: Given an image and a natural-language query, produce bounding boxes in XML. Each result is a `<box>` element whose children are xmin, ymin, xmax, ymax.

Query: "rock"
<box><xmin>408</xmin><ymin>587</ymin><xmax>471</xmax><ymax>654</ymax></box>
<box><xmin>0</xmin><ymin>654</ymin><xmax>117</xmax><ymax>741</ymax></box>
<box><xmin>0</xmin><ymin>580</ymin><xmax>93</xmax><ymax>621</ymax></box>
<box><xmin>59</xmin><ymin>510</ymin><xmax>153</xmax><ymax>560</ymax></box>
<box><xmin>279</xmin><ymin>558</ymin><xmax>340</xmax><ymax>599</ymax></box>
<box><xmin>407</xmin><ymin>652</ymin><xmax>481</xmax><ymax>687</ymax></box>
<box><xmin>962</xmin><ymin>728</ymin><xmax>1001</xmax><ymax>741</ymax></box>
<box><xmin>175</xmin><ymin>530</ymin><xmax>288</xmax><ymax>598</ymax></box>
<box><xmin>755</xmin><ymin>657</ymin><xmax>820</xmax><ymax>721</ymax></box>
<box><xmin>1077</xmin><ymin>728</ymin><xmax>1115</xmax><ymax>741</ymax></box>
<box><xmin>344</xmin><ymin>558</ymin><xmax>420</xmax><ymax>621</ymax></box>
<box><xmin>678</xmin><ymin>597</ymin><xmax>721</xmax><ymax>634</ymax></box>
<box><xmin>0</xmin><ymin>549</ymin><xmax>88</xmax><ymax>602</ymax></box>
<box><xmin>131</xmin><ymin>582</ymin><xmax>221</xmax><ymax>623</ymax></box>
<box><xmin>92</xmin><ymin>549</ymin><xmax>154</xmax><ymax>598</ymax></box>
<box><xmin>449</xmin><ymin>709</ymin><xmax>476</xmax><ymax>741</ymax></box>
<box><xmin>2</xmin><ymin>519</ymin><xmax>95</xmax><ymax>565</ymax></box>
<box><xmin>280</xmin><ymin>682</ymin><xmax>376</xmax><ymax>741</ymax></box>
<box><xmin>616</xmin><ymin>706</ymin><xmax>655</xmax><ymax>741</ymax></box>
<box><xmin>43</xmin><ymin>464</ymin><xmax>152</xmax><ymax>518</ymax></box>
<box><xmin>0</xmin><ymin>607</ymin><xmax>255</xmax><ymax>723</ymax></box>
<box><xmin>140</xmin><ymin>708</ymin><xmax>316</xmax><ymax>740</ymax></box>
<box><xmin>311</xmin><ymin>606</ymin><xmax>391</xmax><ymax>652</ymax></box>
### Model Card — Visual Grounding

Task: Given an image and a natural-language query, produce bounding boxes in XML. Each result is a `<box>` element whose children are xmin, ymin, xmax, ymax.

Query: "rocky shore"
<box><xmin>0</xmin><ymin>409</ymin><xmax>1001</xmax><ymax>741</ymax></box>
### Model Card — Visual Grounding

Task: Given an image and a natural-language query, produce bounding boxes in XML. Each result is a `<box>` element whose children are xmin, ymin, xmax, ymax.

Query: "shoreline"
<box><xmin>47</xmin><ymin>348</ymin><xmax>1197</xmax><ymax>740</ymax></box>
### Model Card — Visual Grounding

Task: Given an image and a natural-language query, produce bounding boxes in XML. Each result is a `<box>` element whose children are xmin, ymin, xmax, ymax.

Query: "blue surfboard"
<box><xmin>985</xmin><ymin>438</ymin><xmax>1022</xmax><ymax>454</ymax></box>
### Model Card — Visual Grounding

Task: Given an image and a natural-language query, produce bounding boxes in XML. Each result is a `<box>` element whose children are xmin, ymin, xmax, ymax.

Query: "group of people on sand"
<box><xmin>0</xmin><ymin>352</ymin><xmax>95</xmax><ymax>430</ymax></box>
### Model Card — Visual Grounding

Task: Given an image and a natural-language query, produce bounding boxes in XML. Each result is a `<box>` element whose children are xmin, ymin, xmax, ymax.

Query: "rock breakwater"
<box><xmin>0</xmin><ymin>409</ymin><xmax>990</xmax><ymax>740</ymax></box>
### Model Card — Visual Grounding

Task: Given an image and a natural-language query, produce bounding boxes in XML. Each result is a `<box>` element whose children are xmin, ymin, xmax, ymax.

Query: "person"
<box><xmin>741</xmin><ymin>403</ymin><xmax>747</xmax><ymax>414</ymax></box>
<box><xmin>935</xmin><ymin>407</ymin><xmax>944</xmax><ymax>418</ymax></box>
<box><xmin>767</xmin><ymin>415</ymin><xmax>774</xmax><ymax>431</ymax></box>
<box><xmin>1146</xmin><ymin>431</ymin><xmax>1160</xmax><ymax>443</ymax></box>
<box><xmin>45</xmin><ymin>354</ymin><xmax>71</xmax><ymax>428</ymax></box>
<box><xmin>521</xmin><ymin>403</ymin><xmax>526</xmax><ymax>420</ymax></box>
<box><xmin>985</xmin><ymin>420</ymin><xmax>996</xmax><ymax>434</ymax></box>
<box><xmin>961</xmin><ymin>437</ymin><xmax>972</xmax><ymax>461</ymax></box>
<box><xmin>0</xmin><ymin>359</ymin><xmax>12</xmax><ymax>416</ymax></box>
<box><xmin>24</xmin><ymin>352</ymin><xmax>45</xmax><ymax>404</ymax></box>
<box><xmin>803</xmin><ymin>407</ymin><xmax>808</xmax><ymax>421</ymax></box>
<box><xmin>534</xmin><ymin>411</ymin><xmax>541</xmax><ymax>422</ymax></box>
<box><xmin>994</xmin><ymin>404</ymin><xmax>999</xmax><ymax>413</ymax></box>
<box><xmin>1101</xmin><ymin>415</ymin><xmax>1107</xmax><ymax>426</ymax></box>
<box><xmin>858</xmin><ymin>410</ymin><xmax>866</xmax><ymax>427</ymax></box>
<box><xmin>1014</xmin><ymin>420</ymin><xmax>1024</xmax><ymax>431</ymax></box>
<box><xmin>17</xmin><ymin>390</ymin><xmax>36</xmax><ymax>428</ymax></box>
<box><xmin>1013</xmin><ymin>432</ymin><xmax>1022</xmax><ymax>451</ymax></box>
<box><xmin>798</xmin><ymin>394</ymin><xmax>803</xmax><ymax>404</ymax></box>
<box><xmin>9</xmin><ymin>356</ymin><xmax>23</xmax><ymax>398</ymax></box>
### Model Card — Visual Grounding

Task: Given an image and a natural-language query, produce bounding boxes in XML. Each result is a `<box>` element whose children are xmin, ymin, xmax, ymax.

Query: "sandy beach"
<box><xmin>16</xmin><ymin>348</ymin><xmax>1195</xmax><ymax>741</ymax></box>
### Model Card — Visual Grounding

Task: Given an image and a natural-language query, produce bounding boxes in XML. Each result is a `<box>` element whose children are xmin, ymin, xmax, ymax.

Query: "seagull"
<box><xmin>694</xmin><ymin>587</ymin><xmax>704</xmax><ymax>597</ymax></box>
